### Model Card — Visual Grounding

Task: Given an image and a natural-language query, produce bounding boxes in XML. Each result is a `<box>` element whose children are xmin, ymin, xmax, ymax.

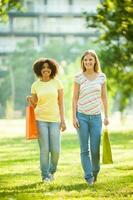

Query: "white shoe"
<box><xmin>42</xmin><ymin>177</ymin><xmax>51</xmax><ymax>183</ymax></box>
<box><xmin>49</xmin><ymin>173</ymin><xmax>54</xmax><ymax>181</ymax></box>
<box><xmin>85</xmin><ymin>177</ymin><xmax>94</xmax><ymax>186</ymax></box>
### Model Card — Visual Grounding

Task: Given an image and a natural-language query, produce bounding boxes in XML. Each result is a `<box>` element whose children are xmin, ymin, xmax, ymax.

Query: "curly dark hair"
<box><xmin>33</xmin><ymin>58</ymin><xmax>58</xmax><ymax>78</ymax></box>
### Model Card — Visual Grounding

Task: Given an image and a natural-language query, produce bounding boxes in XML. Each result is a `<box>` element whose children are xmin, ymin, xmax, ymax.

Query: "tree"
<box><xmin>0</xmin><ymin>40</ymin><xmax>38</xmax><ymax>117</ymax></box>
<box><xmin>0</xmin><ymin>0</ymin><xmax>23</xmax><ymax>22</ymax></box>
<box><xmin>84</xmin><ymin>0</ymin><xmax>133</xmax><ymax>113</ymax></box>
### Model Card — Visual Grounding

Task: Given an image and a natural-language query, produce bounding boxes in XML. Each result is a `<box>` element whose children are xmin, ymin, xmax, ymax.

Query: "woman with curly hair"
<box><xmin>27</xmin><ymin>58</ymin><xmax>66</xmax><ymax>182</ymax></box>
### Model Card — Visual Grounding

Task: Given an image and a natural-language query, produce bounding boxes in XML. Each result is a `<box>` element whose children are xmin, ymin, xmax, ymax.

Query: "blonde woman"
<box><xmin>72</xmin><ymin>50</ymin><xmax>109</xmax><ymax>185</ymax></box>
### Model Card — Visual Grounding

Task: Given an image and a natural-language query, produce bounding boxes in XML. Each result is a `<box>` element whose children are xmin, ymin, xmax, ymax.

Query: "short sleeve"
<box><xmin>56</xmin><ymin>79</ymin><xmax>63</xmax><ymax>90</ymax></box>
<box><xmin>31</xmin><ymin>83</ymin><xmax>36</xmax><ymax>94</ymax></box>
<box><xmin>74</xmin><ymin>73</ymin><xmax>81</xmax><ymax>84</ymax></box>
<box><xmin>103</xmin><ymin>73</ymin><xmax>107</xmax><ymax>83</ymax></box>
<box><xmin>101</xmin><ymin>73</ymin><xmax>107</xmax><ymax>84</ymax></box>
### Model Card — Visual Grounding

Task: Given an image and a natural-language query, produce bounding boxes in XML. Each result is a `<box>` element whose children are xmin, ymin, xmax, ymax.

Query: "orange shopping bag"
<box><xmin>26</xmin><ymin>105</ymin><xmax>38</xmax><ymax>139</ymax></box>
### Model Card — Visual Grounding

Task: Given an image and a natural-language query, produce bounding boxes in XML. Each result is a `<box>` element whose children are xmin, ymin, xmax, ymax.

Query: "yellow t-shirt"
<box><xmin>31</xmin><ymin>78</ymin><xmax>63</xmax><ymax>122</ymax></box>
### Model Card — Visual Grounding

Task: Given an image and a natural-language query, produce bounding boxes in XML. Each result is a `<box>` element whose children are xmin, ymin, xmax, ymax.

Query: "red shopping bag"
<box><xmin>26</xmin><ymin>105</ymin><xmax>38</xmax><ymax>139</ymax></box>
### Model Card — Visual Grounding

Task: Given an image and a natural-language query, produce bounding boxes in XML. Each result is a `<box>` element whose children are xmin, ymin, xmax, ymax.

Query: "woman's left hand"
<box><xmin>104</xmin><ymin>117</ymin><xmax>109</xmax><ymax>126</ymax></box>
<box><xmin>60</xmin><ymin>121</ymin><xmax>66</xmax><ymax>132</ymax></box>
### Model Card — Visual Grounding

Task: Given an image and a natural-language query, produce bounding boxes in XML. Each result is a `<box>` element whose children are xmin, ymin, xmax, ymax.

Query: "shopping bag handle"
<box><xmin>104</xmin><ymin>125</ymin><xmax>108</xmax><ymax>131</ymax></box>
<box><xmin>26</xmin><ymin>96</ymin><xmax>34</xmax><ymax>107</ymax></box>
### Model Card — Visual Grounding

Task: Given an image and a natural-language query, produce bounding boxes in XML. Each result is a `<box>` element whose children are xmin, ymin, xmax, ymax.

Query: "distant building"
<box><xmin>0</xmin><ymin>0</ymin><xmax>100</xmax><ymax>56</ymax></box>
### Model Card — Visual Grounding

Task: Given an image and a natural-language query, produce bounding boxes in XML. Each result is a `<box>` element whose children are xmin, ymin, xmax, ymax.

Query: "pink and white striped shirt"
<box><xmin>74</xmin><ymin>72</ymin><xmax>106</xmax><ymax>115</ymax></box>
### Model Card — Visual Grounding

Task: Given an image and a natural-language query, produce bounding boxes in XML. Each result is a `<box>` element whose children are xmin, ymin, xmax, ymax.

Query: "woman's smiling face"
<box><xmin>83</xmin><ymin>54</ymin><xmax>96</xmax><ymax>71</ymax></box>
<box><xmin>41</xmin><ymin>62</ymin><xmax>51</xmax><ymax>78</ymax></box>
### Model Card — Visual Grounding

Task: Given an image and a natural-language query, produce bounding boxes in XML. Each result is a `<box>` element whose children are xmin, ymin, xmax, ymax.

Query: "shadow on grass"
<box><xmin>115</xmin><ymin>165</ymin><xmax>133</xmax><ymax>171</ymax></box>
<box><xmin>0</xmin><ymin>182</ymin><xmax>92</xmax><ymax>196</ymax></box>
<box><xmin>0</xmin><ymin>173</ymin><xmax>132</xmax><ymax>196</ymax></box>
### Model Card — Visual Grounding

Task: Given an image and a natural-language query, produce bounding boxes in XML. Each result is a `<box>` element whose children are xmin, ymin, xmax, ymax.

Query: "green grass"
<box><xmin>0</xmin><ymin>131</ymin><xmax>133</xmax><ymax>200</ymax></box>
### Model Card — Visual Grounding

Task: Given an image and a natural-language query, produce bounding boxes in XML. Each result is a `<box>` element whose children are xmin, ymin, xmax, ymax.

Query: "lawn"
<box><xmin>0</xmin><ymin>131</ymin><xmax>133</xmax><ymax>200</ymax></box>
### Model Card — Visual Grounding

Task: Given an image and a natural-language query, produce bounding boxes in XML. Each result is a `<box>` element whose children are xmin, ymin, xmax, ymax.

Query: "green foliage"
<box><xmin>0</xmin><ymin>71</ymin><xmax>11</xmax><ymax>115</ymax></box>
<box><xmin>9</xmin><ymin>40</ymin><xmax>39</xmax><ymax>113</ymax></box>
<box><xmin>0</xmin><ymin>0</ymin><xmax>23</xmax><ymax>22</ymax></box>
<box><xmin>84</xmin><ymin>0</ymin><xmax>133</xmax><ymax>112</ymax></box>
<box><xmin>0</xmin><ymin>40</ymin><xmax>39</xmax><ymax>116</ymax></box>
<box><xmin>41</xmin><ymin>38</ymin><xmax>99</xmax><ymax>67</ymax></box>
<box><xmin>5</xmin><ymin>97</ymin><xmax>14</xmax><ymax>119</ymax></box>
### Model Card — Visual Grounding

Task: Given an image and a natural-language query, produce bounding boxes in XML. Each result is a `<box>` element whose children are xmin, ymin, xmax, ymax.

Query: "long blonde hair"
<box><xmin>81</xmin><ymin>50</ymin><xmax>101</xmax><ymax>72</ymax></box>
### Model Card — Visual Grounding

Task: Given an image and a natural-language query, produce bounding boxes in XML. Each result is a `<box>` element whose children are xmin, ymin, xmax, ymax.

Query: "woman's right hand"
<box><xmin>73</xmin><ymin>118</ymin><xmax>80</xmax><ymax>129</ymax></box>
<box><xmin>27</xmin><ymin>94</ymin><xmax>37</xmax><ymax>107</ymax></box>
<box><xmin>26</xmin><ymin>96</ymin><xmax>33</xmax><ymax>105</ymax></box>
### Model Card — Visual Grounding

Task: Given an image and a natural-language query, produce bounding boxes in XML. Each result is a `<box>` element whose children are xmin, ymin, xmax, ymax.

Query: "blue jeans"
<box><xmin>37</xmin><ymin>121</ymin><xmax>60</xmax><ymax>179</ymax></box>
<box><xmin>76</xmin><ymin>112</ymin><xmax>102</xmax><ymax>180</ymax></box>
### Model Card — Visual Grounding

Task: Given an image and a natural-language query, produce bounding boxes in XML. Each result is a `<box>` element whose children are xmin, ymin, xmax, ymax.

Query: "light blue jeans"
<box><xmin>76</xmin><ymin>112</ymin><xmax>102</xmax><ymax>180</ymax></box>
<box><xmin>36</xmin><ymin>121</ymin><xmax>60</xmax><ymax>179</ymax></box>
